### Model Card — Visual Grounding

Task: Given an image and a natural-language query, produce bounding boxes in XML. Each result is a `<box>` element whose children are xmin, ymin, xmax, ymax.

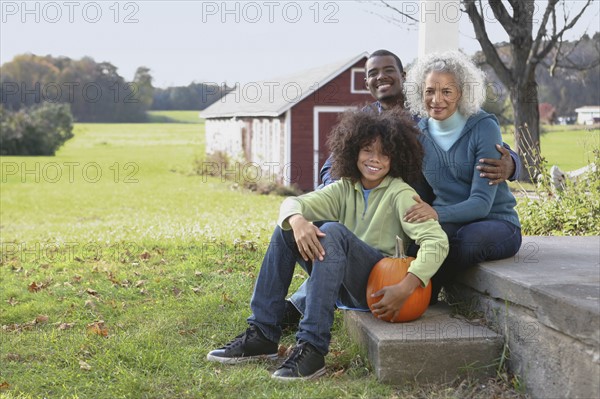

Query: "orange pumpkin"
<box><xmin>366</xmin><ymin>236</ymin><xmax>431</xmax><ymax>322</ymax></box>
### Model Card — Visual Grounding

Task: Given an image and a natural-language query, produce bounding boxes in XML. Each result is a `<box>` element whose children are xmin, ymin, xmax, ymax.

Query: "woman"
<box><xmin>403</xmin><ymin>51</ymin><xmax>522</xmax><ymax>302</ymax></box>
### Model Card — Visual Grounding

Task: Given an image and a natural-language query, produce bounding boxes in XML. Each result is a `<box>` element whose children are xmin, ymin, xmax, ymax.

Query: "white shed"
<box><xmin>199</xmin><ymin>53</ymin><xmax>373</xmax><ymax>191</ymax></box>
<box><xmin>575</xmin><ymin>106</ymin><xmax>600</xmax><ymax>125</ymax></box>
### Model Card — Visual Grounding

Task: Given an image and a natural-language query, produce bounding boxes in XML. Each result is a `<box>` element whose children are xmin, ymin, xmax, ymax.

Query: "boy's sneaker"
<box><xmin>206</xmin><ymin>325</ymin><xmax>278</xmax><ymax>364</ymax></box>
<box><xmin>271</xmin><ymin>341</ymin><xmax>326</xmax><ymax>381</ymax></box>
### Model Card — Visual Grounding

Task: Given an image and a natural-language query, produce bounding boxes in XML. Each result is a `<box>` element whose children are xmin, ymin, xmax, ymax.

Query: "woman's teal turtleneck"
<box><xmin>427</xmin><ymin>111</ymin><xmax>468</xmax><ymax>151</ymax></box>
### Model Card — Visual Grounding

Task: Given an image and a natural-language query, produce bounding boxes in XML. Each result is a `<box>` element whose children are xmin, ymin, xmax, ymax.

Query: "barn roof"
<box><xmin>200</xmin><ymin>52</ymin><xmax>368</xmax><ymax>119</ymax></box>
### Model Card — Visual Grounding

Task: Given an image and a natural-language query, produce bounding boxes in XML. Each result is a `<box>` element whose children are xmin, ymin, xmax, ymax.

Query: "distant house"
<box><xmin>200</xmin><ymin>53</ymin><xmax>373</xmax><ymax>191</ymax></box>
<box><xmin>574</xmin><ymin>106</ymin><xmax>600</xmax><ymax>125</ymax></box>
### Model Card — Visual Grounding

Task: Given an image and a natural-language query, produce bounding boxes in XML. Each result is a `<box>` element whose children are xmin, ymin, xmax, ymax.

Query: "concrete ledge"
<box><xmin>343</xmin><ymin>303</ymin><xmax>503</xmax><ymax>383</ymax></box>
<box><xmin>453</xmin><ymin>236</ymin><xmax>600</xmax><ymax>399</ymax></box>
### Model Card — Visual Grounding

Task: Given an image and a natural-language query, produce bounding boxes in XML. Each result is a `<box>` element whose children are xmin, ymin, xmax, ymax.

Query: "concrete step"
<box><xmin>343</xmin><ymin>303</ymin><xmax>503</xmax><ymax>383</ymax></box>
<box><xmin>453</xmin><ymin>236</ymin><xmax>600</xmax><ymax>399</ymax></box>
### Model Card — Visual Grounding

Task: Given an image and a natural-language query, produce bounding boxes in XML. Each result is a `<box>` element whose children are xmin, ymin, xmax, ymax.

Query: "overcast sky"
<box><xmin>1</xmin><ymin>0</ymin><xmax>598</xmax><ymax>88</ymax></box>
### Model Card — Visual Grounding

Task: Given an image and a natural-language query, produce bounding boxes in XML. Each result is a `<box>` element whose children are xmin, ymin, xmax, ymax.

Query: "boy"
<box><xmin>206</xmin><ymin>110</ymin><xmax>449</xmax><ymax>380</ymax></box>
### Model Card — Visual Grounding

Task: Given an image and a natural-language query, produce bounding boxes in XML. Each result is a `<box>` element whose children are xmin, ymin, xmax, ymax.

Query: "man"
<box><xmin>281</xmin><ymin>49</ymin><xmax>521</xmax><ymax>327</ymax></box>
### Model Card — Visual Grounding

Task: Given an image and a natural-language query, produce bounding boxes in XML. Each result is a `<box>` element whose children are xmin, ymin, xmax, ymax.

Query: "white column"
<box><xmin>418</xmin><ymin>0</ymin><xmax>460</xmax><ymax>57</ymax></box>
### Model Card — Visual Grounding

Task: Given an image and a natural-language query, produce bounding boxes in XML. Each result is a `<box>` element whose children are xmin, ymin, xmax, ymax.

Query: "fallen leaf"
<box><xmin>7</xmin><ymin>297</ymin><xmax>18</xmax><ymax>306</ymax></box>
<box><xmin>2</xmin><ymin>324</ymin><xmax>19</xmax><ymax>332</ymax></box>
<box><xmin>332</xmin><ymin>369</ymin><xmax>345</xmax><ymax>378</ymax></box>
<box><xmin>106</xmin><ymin>272</ymin><xmax>120</xmax><ymax>285</ymax></box>
<box><xmin>79</xmin><ymin>360</ymin><xmax>92</xmax><ymax>371</ymax></box>
<box><xmin>86</xmin><ymin>288</ymin><xmax>99</xmax><ymax>296</ymax></box>
<box><xmin>6</xmin><ymin>353</ymin><xmax>21</xmax><ymax>361</ymax></box>
<box><xmin>217</xmin><ymin>268</ymin><xmax>233</xmax><ymax>275</ymax></box>
<box><xmin>84</xmin><ymin>300</ymin><xmax>96</xmax><ymax>309</ymax></box>
<box><xmin>140</xmin><ymin>251</ymin><xmax>151</xmax><ymax>260</ymax></box>
<box><xmin>192</xmin><ymin>287</ymin><xmax>202</xmax><ymax>294</ymax></box>
<box><xmin>86</xmin><ymin>321</ymin><xmax>108</xmax><ymax>337</ymax></box>
<box><xmin>72</xmin><ymin>275</ymin><xmax>83</xmax><ymax>283</ymax></box>
<box><xmin>35</xmin><ymin>315</ymin><xmax>49</xmax><ymax>324</ymax></box>
<box><xmin>58</xmin><ymin>322</ymin><xmax>75</xmax><ymax>330</ymax></box>
<box><xmin>221</xmin><ymin>292</ymin><xmax>233</xmax><ymax>303</ymax></box>
<box><xmin>28</xmin><ymin>281</ymin><xmax>42</xmax><ymax>292</ymax></box>
<box><xmin>134</xmin><ymin>280</ymin><xmax>146</xmax><ymax>288</ymax></box>
<box><xmin>0</xmin><ymin>381</ymin><xmax>9</xmax><ymax>390</ymax></box>
<box><xmin>194</xmin><ymin>271</ymin><xmax>203</xmax><ymax>277</ymax></box>
<box><xmin>329</xmin><ymin>349</ymin><xmax>345</xmax><ymax>357</ymax></box>
<box><xmin>172</xmin><ymin>287</ymin><xmax>182</xmax><ymax>297</ymax></box>
<box><xmin>278</xmin><ymin>344</ymin><xmax>290</xmax><ymax>357</ymax></box>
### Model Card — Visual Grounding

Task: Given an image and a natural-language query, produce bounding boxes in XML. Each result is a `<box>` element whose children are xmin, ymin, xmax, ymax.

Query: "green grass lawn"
<box><xmin>501</xmin><ymin>124</ymin><xmax>599</xmax><ymax>171</ymax></box>
<box><xmin>1</xmin><ymin>112</ymin><xmax>572</xmax><ymax>398</ymax></box>
<box><xmin>1</xmin><ymin>116</ymin><xmax>397</xmax><ymax>398</ymax></box>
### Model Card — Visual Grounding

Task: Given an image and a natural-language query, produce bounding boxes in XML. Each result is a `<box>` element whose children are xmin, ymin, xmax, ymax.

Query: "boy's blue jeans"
<box><xmin>247</xmin><ymin>222</ymin><xmax>383</xmax><ymax>356</ymax></box>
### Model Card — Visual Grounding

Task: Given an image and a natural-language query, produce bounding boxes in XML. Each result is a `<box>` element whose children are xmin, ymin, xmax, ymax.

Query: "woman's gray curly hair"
<box><xmin>404</xmin><ymin>51</ymin><xmax>486</xmax><ymax>118</ymax></box>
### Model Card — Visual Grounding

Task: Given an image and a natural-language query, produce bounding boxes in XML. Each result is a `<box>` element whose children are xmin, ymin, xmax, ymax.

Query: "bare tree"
<box><xmin>463</xmin><ymin>0</ymin><xmax>594</xmax><ymax>181</ymax></box>
<box><xmin>370</xmin><ymin>0</ymin><xmax>596</xmax><ymax>181</ymax></box>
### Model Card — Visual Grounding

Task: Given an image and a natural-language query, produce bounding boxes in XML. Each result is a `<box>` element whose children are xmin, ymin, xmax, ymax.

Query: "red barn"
<box><xmin>201</xmin><ymin>53</ymin><xmax>374</xmax><ymax>191</ymax></box>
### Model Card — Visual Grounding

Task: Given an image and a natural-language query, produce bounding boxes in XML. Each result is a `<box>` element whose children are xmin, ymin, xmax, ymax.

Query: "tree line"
<box><xmin>0</xmin><ymin>54</ymin><xmax>233</xmax><ymax>123</ymax></box>
<box><xmin>1</xmin><ymin>54</ymin><xmax>152</xmax><ymax>122</ymax></box>
<box><xmin>0</xmin><ymin>54</ymin><xmax>231</xmax><ymax>155</ymax></box>
<box><xmin>152</xmin><ymin>82</ymin><xmax>234</xmax><ymax>111</ymax></box>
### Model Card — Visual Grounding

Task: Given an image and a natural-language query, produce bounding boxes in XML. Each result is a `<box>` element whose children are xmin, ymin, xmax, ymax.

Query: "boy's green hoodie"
<box><xmin>279</xmin><ymin>176</ymin><xmax>449</xmax><ymax>285</ymax></box>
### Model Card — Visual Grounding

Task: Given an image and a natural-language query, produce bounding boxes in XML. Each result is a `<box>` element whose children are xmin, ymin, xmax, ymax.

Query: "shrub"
<box><xmin>193</xmin><ymin>151</ymin><xmax>302</xmax><ymax>196</ymax></box>
<box><xmin>516</xmin><ymin>142</ymin><xmax>599</xmax><ymax>236</ymax></box>
<box><xmin>0</xmin><ymin>103</ymin><xmax>74</xmax><ymax>155</ymax></box>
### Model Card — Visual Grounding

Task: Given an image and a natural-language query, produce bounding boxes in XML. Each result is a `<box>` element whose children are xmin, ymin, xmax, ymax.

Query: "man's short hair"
<box><xmin>367</xmin><ymin>50</ymin><xmax>404</xmax><ymax>73</ymax></box>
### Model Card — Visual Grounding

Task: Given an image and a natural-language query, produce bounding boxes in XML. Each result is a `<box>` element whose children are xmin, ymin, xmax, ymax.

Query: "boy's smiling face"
<box><xmin>357</xmin><ymin>136</ymin><xmax>390</xmax><ymax>189</ymax></box>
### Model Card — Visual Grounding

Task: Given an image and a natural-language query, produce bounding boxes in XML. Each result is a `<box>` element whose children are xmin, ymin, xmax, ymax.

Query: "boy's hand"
<box><xmin>370</xmin><ymin>273</ymin><xmax>421</xmax><ymax>320</ymax></box>
<box><xmin>404</xmin><ymin>195</ymin><xmax>438</xmax><ymax>223</ymax></box>
<box><xmin>477</xmin><ymin>144</ymin><xmax>515</xmax><ymax>185</ymax></box>
<box><xmin>288</xmin><ymin>214</ymin><xmax>326</xmax><ymax>262</ymax></box>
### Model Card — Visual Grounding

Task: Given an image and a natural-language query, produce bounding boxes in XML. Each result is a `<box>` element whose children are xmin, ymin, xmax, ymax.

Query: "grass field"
<box><xmin>1</xmin><ymin>112</ymin><xmax>395</xmax><ymax>398</ymax></box>
<box><xmin>501</xmin><ymin>124</ymin><xmax>599</xmax><ymax>171</ymax></box>
<box><xmin>147</xmin><ymin>110</ymin><xmax>204</xmax><ymax>124</ymax></box>
<box><xmin>4</xmin><ymin>111</ymin><xmax>592</xmax><ymax>398</ymax></box>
